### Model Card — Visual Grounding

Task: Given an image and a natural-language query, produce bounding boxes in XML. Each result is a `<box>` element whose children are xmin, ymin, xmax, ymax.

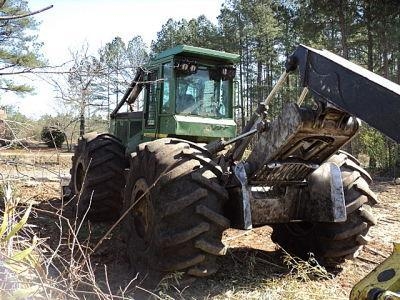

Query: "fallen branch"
<box><xmin>364</xmin><ymin>245</ymin><xmax>389</xmax><ymax>259</ymax></box>
<box><xmin>357</xmin><ymin>256</ymin><xmax>380</xmax><ymax>265</ymax></box>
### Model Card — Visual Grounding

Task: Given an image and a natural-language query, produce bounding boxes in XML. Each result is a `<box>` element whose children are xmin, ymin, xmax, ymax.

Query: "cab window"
<box><xmin>161</xmin><ymin>63</ymin><xmax>172</xmax><ymax>113</ymax></box>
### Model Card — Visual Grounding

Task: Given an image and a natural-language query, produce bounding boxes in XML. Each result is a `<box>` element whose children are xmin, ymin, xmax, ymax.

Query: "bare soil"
<box><xmin>1</xmin><ymin>148</ymin><xmax>399</xmax><ymax>299</ymax></box>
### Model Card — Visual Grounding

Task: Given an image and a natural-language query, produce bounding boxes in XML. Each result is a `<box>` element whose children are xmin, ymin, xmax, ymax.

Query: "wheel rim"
<box><xmin>75</xmin><ymin>162</ymin><xmax>84</xmax><ymax>192</ymax></box>
<box><xmin>131</xmin><ymin>178</ymin><xmax>154</xmax><ymax>250</ymax></box>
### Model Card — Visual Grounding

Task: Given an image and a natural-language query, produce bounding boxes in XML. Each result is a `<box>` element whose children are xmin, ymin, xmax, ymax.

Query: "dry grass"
<box><xmin>0</xmin><ymin>182</ymin><xmax>139</xmax><ymax>299</ymax></box>
<box><xmin>173</xmin><ymin>247</ymin><xmax>348</xmax><ymax>300</ymax></box>
<box><xmin>0</xmin><ymin>148</ymin><xmax>137</xmax><ymax>299</ymax></box>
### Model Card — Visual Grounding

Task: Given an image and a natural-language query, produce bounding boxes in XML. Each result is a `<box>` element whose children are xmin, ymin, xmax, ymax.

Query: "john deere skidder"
<box><xmin>70</xmin><ymin>44</ymin><xmax>400</xmax><ymax>279</ymax></box>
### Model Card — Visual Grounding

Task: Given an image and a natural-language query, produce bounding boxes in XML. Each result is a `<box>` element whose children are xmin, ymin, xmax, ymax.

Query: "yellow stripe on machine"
<box><xmin>143</xmin><ymin>133</ymin><xmax>168</xmax><ymax>138</ymax></box>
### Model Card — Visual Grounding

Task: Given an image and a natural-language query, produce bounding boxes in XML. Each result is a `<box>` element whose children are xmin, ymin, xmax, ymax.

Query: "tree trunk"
<box><xmin>337</xmin><ymin>0</ymin><xmax>349</xmax><ymax>59</ymax></box>
<box><xmin>366</xmin><ymin>1</ymin><xmax>374</xmax><ymax>71</ymax></box>
<box><xmin>239</xmin><ymin>55</ymin><xmax>245</xmax><ymax>129</ymax></box>
<box><xmin>245</xmin><ymin>36</ymin><xmax>250</xmax><ymax>118</ymax></box>
<box><xmin>237</xmin><ymin>13</ymin><xmax>245</xmax><ymax>129</ymax></box>
<box><xmin>382</xmin><ymin>30</ymin><xmax>389</xmax><ymax>78</ymax></box>
<box><xmin>257</xmin><ymin>60</ymin><xmax>262</xmax><ymax>106</ymax></box>
<box><xmin>398</xmin><ymin>42</ymin><xmax>400</xmax><ymax>84</ymax></box>
<box><xmin>107</xmin><ymin>68</ymin><xmax>111</xmax><ymax>124</ymax></box>
<box><xmin>79</xmin><ymin>98</ymin><xmax>86</xmax><ymax>137</ymax></box>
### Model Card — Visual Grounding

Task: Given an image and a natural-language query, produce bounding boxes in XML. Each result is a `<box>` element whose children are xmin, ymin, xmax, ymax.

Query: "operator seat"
<box><xmin>177</xmin><ymin>94</ymin><xmax>195</xmax><ymax>112</ymax></box>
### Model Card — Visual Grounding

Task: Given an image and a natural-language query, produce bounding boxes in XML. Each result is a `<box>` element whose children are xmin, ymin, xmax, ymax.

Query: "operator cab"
<box><xmin>170</xmin><ymin>58</ymin><xmax>234</xmax><ymax>118</ymax></box>
<box><xmin>110</xmin><ymin>45</ymin><xmax>239</xmax><ymax>152</ymax></box>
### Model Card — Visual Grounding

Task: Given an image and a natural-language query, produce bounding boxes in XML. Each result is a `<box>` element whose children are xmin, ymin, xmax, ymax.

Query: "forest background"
<box><xmin>1</xmin><ymin>0</ymin><xmax>400</xmax><ymax>176</ymax></box>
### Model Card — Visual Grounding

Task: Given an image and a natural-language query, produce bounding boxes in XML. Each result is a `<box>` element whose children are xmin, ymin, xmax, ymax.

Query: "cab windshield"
<box><xmin>175</xmin><ymin>67</ymin><xmax>230</xmax><ymax>118</ymax></box>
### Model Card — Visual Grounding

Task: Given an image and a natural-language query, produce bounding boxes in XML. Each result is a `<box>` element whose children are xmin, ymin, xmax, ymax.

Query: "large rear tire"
<box><xmin>123</xmin><ymin>138</ymin><xmax>229</xmax><ymax>279</ymax></box>
<box><xmin>271</xmin><ymin>151</ymin><xmax>378</xmax><ymax>263</ymax></box>
<box><xmin>70</xmin><ymin>133</ymin><xmax>127</xmax><ymax>221</ymax></box>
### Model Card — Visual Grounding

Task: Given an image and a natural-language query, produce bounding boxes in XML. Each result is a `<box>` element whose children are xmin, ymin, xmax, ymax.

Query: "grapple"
<box><xmin>289</xmin><ymin>45</ymin><xmax>400</xmax><ymax>143</ymax></box>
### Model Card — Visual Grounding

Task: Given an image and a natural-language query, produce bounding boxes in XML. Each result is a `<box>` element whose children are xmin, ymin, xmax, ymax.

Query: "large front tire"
<box><xmin>271</xmin><ymin>151</ymin><xmax>378</xmax><ymax>263</ymax></box>
<box><xmin>70</xmin><ymin>133</ymin><xmax>127</xmax><ymax>221</ymax></box>
<box><xmin>123</xmin><ymin>138</ymin><xmax>230</xmax><ymax>279</ymax></box>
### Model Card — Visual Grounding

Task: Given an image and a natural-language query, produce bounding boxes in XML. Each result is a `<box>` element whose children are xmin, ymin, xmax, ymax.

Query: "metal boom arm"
<box><xmin>110</xmin><ymin>68</ymin><xmax>145</xmax><ymax>118</ymax></box>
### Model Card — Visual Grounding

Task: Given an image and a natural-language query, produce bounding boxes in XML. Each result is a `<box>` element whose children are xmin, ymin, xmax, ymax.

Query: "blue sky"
<box><xmin>4</xmin><ymin>0</ymin><xmax>224</xmax><ymax>118</ymax></box>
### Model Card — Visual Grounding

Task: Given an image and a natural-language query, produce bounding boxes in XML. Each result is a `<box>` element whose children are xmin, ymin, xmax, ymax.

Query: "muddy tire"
<box><xmin>70</xmin><ymin>133</ymin><xmax>127</xmax><ymax>221</ymax></box>
<box><xmin>123</xmin><ymin>138</ymin><xmax>229</xmax><ymax>279</ymax></box>
<box><xmin>271</xmin><ymin>151</ymin><xmax>378</xmax><ymax>263</ymax></box>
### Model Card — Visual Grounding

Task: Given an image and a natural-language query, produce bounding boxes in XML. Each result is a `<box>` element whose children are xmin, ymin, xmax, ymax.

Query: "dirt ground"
<box><xmin>0</xmin><ymin>148</ymin><xmax>399</xmax><ymax>299</ymax></box>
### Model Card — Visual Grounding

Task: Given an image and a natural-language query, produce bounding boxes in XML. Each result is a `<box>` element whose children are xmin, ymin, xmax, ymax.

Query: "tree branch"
<box><xmin>0</xmin><ymin>68</ymin><xmax>34</xmax><ymax>75</ymax></box>
<box><xmin>0</xmin><ymin>5</ymin><xmax>53</xmax><ymax>21</ymax></box>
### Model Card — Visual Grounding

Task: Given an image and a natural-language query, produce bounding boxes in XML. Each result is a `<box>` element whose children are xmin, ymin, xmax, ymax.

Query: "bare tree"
<box><xmin>52</xmin><ymin>44</ymin><xmax>106</xmax><ymax>137</ymax></box>
<box><xmin>98</xmin><ymin>36</ymin><xmax>148</xmax><ymax>118</ymax></box>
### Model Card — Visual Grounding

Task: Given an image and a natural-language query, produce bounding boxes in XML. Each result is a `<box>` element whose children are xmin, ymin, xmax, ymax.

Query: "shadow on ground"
<box><xmin>33</xmin><ymin>198</ymin><xmax>338</xmax><ymax>300</ymax></box>
<box><xmin>96</xmin><ymin>244</ymin><xmax>292</xmax><ymax>300</ymax></box>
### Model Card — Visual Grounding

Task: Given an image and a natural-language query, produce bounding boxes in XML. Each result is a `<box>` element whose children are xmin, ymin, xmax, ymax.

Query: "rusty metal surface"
<box><xmin>110</xmin><ymin>67</ymin><xmax>145</xmax><ymax>118</ymax></box>
<box><xmin>250</xmin><ymin>187</ymin><xmax>299</xmax><ymax>225</ymax></box>
<box><xmin>249</xmin><ymin>162</ymin><xmax>346</xmax><ymax>226</ymax></box>
<box><xmin>245</xmin><ymin>103</ymin><xmax>303</xmax><ymax>179</ymax></box>
<box><xmin>245</xmin><ymin>102</ymin><xmax>358</xmax><ymax>185</ymax></box>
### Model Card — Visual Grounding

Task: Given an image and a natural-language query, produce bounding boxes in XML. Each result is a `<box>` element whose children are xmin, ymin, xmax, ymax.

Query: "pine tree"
<box><xmin>0</xmin><ymin>0</ymin><xmax>45</xmax><ymax>94</ymax></box>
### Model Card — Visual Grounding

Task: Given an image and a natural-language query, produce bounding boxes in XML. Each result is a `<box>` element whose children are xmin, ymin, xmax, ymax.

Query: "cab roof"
<box><xmin>153</xmin><ymin>45</ymin><xmax>240</xmax><ymax>63</ymax></box>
